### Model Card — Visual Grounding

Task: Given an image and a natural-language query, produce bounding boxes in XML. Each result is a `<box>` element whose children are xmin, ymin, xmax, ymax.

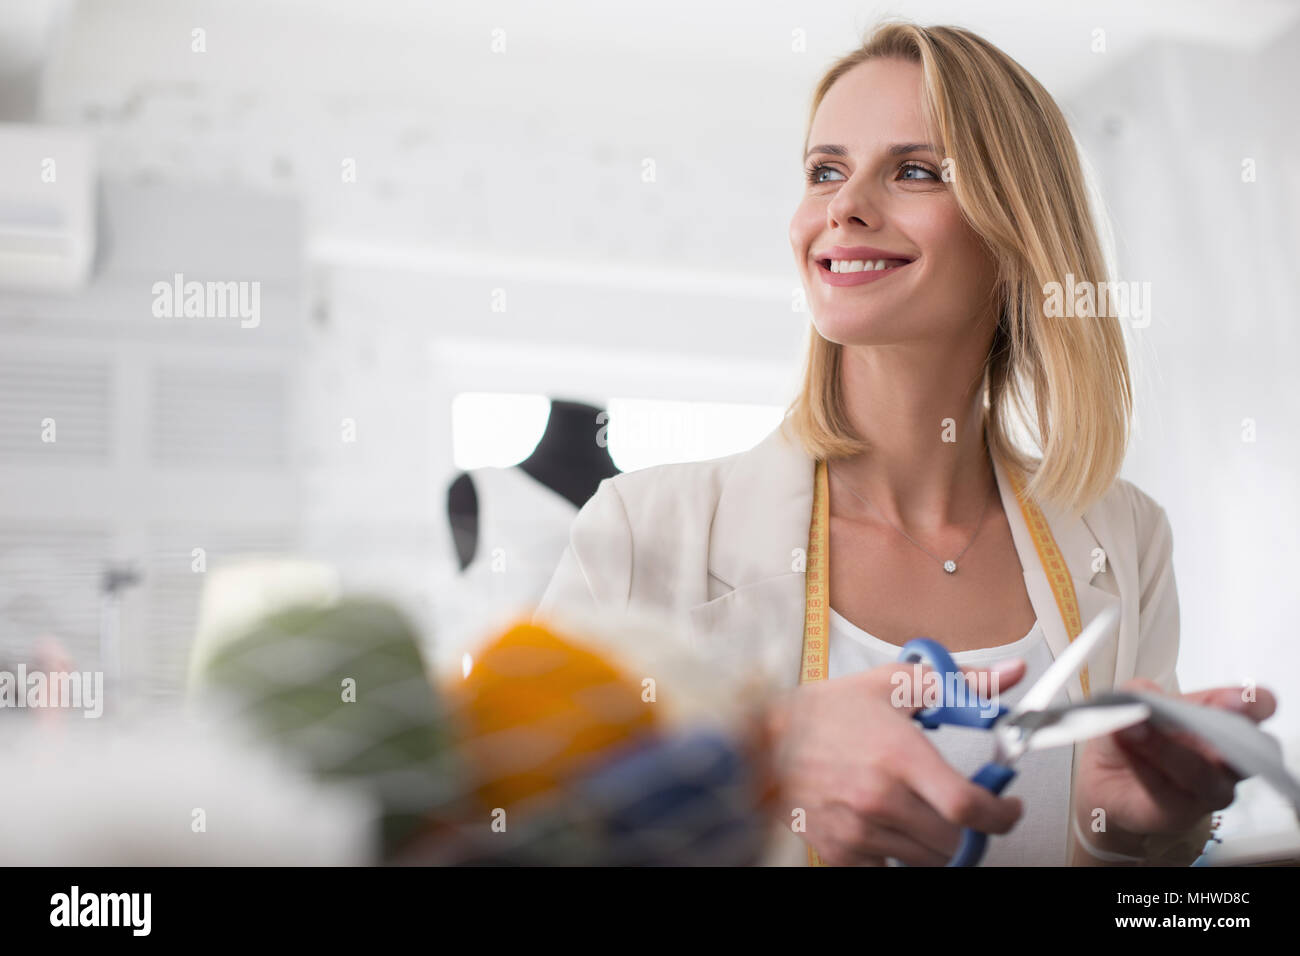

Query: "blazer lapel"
<box><xmin>685</xmin><ymin>419</ymin><xmax>814</xmax><ymax>688</ymax></box>
<box><xmin>992</xmin><ymin>456</ymin><xmax>1120</xmax><ymax>702</ymax></box>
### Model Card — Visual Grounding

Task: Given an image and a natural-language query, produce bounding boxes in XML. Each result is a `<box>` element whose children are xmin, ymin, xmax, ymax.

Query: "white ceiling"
<box><xmin>29</xmin><ymin>0</ymin><xmax>1300</xmax><ymax>98</ymax></box>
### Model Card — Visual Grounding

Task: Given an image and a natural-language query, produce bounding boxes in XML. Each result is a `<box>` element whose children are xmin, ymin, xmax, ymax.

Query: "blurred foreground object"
<box><xmin>0</xmin><ymin>715</ymin><xmax>373</xmax><ymax>865</ymax></box>
<box><xmin>187</xmin><ymin>557</ymin><xmax>342</xmax><ymax>689</ymax></box>
<box><xmin>193</xmin><ymin>597</ymin><xmax>464</xmax><ymax>857</ymax></box>
<box><xmin>190</xmin><ymin>577</ymin><xmax>779</xmax><ymax>864</ymax></box>
<box><xmin>2</xmin><ymin>589</ymin><xmax>778</xmax><ymax>864</ymax></box>
<box><xmin>452</xmin><ymin>620</ymin><xmax>660</xmax><ymax>811</ymax></box>
<box><xmin>404</xmin><ymin>607</ymin><xmax>777</xmax><ymax>865</ymax></box>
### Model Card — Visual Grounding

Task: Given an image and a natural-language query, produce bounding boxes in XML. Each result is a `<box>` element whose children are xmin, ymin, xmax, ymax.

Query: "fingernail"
<box><xmin>1121</xmin><ymin>724</ymin><xmax>1149</xmax><ymax>742</ymax></box>
<box><xmin>991</xmin><ymin>658</ymin><xmax>1024</xmax><ymax>677</ymax></box>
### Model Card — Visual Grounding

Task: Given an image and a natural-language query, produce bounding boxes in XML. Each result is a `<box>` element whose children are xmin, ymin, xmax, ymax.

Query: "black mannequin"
<box><xmin>447</xmin><ymin>399</ymin><xmax>620</xmax><ymax>571</ymax></box>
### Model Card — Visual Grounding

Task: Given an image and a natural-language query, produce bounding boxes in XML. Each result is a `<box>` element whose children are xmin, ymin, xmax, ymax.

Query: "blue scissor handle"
<box><xmin>897</xmin><ymin>637</ymin><xmax>1007</xmax><ymax>729</ymax></box>
<box><xmin>946</xmin><ymin>762</ymin><xmax>1018</xmax><ymax>866</ymax></box>
<box><xmin>897</xmin><ymin>638</ymin><xmax>1014</xmax><ymax>866</ymax></box>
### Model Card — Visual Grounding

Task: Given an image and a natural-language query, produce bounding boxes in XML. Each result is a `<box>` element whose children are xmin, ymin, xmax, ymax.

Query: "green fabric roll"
<box><xmin>196</xmin><ymin>598</ymin><xmax>464</xmax><ymax>856</ymax></box>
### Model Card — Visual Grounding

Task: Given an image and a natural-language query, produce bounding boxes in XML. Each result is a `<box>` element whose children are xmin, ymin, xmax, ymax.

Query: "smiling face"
<box><xmin>789</xmin><ymin>57</ymin><xmax>999</xmax><ymax>347</ymax></box>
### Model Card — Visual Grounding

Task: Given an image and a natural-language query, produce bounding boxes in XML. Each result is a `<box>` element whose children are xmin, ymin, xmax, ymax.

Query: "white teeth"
<box><xmin>828</xmin><ymin>258</ymin><xmax>899</xmax><ymax>273</ymax></box>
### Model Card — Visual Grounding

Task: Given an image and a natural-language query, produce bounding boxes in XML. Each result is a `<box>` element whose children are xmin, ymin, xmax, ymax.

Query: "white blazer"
<box><xmin>534</xmin><ymin>416</ymin><xmax>1184</xmax><ymax>863</ymax></box>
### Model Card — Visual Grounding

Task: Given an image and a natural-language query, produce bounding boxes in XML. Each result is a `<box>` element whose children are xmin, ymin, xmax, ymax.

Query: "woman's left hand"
<box><xmin>1073</xmin><ymin>678</ymin><xmax>1277</xmax><ymax>853</ymax></box>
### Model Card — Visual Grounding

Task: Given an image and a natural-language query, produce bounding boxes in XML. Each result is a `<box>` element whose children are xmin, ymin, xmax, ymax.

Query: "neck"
<box><xmin>831</xmin><ymin>338</ymin><xmax>994</xmax><ymax>530</ymax></box>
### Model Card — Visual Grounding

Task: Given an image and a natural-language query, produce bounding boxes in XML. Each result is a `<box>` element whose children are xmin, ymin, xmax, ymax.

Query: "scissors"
<box><xmin>896</xmin><ymin>604</ymin><xmax>1150</xmax><ymax>866</ymax></box>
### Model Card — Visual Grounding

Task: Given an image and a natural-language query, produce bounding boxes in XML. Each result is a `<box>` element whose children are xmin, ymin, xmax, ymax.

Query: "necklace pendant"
<box><xmin>943</xmin><ymin>560</ymin><xmax>957</xmax><ymax>574</ymax></box>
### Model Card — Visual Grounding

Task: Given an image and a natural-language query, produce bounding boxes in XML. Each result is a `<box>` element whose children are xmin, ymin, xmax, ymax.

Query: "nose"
<box><xmin>826</xmin><ymin>175</ymin><xmax>879</xmax><ymax>230</ymax></box>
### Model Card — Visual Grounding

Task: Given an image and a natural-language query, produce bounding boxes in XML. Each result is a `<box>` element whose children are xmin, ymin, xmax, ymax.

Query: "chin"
<box><xmin>811</xmin><ymin>310</ymin><xmax>906</xmax><ymax>345</ymax></box>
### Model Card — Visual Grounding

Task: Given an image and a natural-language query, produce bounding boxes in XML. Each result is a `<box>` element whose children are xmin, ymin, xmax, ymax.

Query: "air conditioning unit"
<box><xmin>0</xmin><ymin>123</ymin><xmax>95</xmax><ymax>292</ymax></box>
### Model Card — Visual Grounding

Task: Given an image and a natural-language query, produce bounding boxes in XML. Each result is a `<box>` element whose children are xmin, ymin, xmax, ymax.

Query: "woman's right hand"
<box><xmin>766</xmin><ymin>657</ymin><xmax>1028</xmax><ymax>866</ymax></box>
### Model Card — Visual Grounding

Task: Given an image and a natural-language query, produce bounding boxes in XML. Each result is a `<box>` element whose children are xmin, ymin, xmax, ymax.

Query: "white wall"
<box><xmin>1066</xmin><ymin>28</ymin><xmax>1300</xmax><ymax>722</ymax></box>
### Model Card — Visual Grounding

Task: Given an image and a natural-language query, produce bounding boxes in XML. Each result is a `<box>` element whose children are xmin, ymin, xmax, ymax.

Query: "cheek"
<box><xmin>789</xmin><ymin>201</ymin><xmax>820</xmax><ymax>251</ymax></box>
<box><xmin>911</xmin><ymin>209</ymin><xmax>993</xmax><ymax>290</ymax></box>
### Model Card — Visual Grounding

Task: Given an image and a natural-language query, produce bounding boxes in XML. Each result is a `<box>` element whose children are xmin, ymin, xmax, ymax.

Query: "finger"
<box><xmin>1180</xmin><ymin>685</ymin><xmax>1277</xmax><ymax>723</ymax></box>
<box><xmin>1119</xmin><ymin>677</ymin><xmax>1277</xmax><ymax>724</ymax></box>
<box><xmin>864</xmin><ymin>778</ymin><xmax>965</xmax><ymax>860</ymax></box>
<box><xmin>807</xmin><ymin>805</ymin><xmax>891</xmax><ymax>866</ymax></box>
<box><xmin>868</xmin><ymin>822</ymin><xmax>955</xmax><ymax>867</ymax></box>
<box><xmin>823</xmin><ymin>806</ymin><xmax>954</xmax><ymax>867</ymax></box>
<box><xmin>1116</xmin><ymin>723</ymin><xmax>1214</xmax><ymax>792</ymax></box>
<box><xmin>969</xmin><ymin>657</ymin><xmax>1028</xmax><ymax>687</ymax></box>
<box><xmin>1116</xmin><ymin>677</ymin><xmax>1274</xmax><ymax>771</ymax></box>
<box><xmin>808</xmin><ymin>804</ymin><xmax>878</xmax><ymax>866</ymax></box>
<box><xmin>1109</xmin><ymin>732</ymin><xmax>1192</xmax><ymax>807</ymax></box>
<box><xmin>1116</xmin><ymin>725</ymin><xmax>1237</xmax><ymax>809</ymax></box>
<box><xmin>872</xmin><ymin>658</ymin><xmax>1027</xmax><ymax>723</ymax></box>
<box><xmin>966</xmin><ymin>658</ymin><xmax>1028</xmax><ymax>710</ymax></box>
<box><xmin>1149</xmin><ymin>725</ymin><xmax>1244</xmax><ymax>781</ymax></box>
<box><xmin>896</xmin><ymin>737</ymin><xmax>1023</xmax><ymax>835</ymax></box>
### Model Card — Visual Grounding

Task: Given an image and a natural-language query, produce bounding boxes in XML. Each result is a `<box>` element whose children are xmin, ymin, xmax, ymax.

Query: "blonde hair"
<box><xmin>786</xmin><ymin>20</ymin><xmax>1132</xmax><ymax>515</ymax></box>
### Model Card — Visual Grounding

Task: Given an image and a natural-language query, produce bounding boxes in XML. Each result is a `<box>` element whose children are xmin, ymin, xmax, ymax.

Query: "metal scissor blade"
<box><xmin>1009</xmin><ymin>603</ymin><xmax>1120</xmax><ymax>718</ymax></box>
<box><xmin>1008</xmin><ymin>701</ymin><xmax>1152</xmax><ymax>751</ymax></box>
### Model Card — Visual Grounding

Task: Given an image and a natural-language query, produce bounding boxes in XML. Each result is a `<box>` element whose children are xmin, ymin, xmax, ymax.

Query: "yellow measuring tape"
<box><xmin>798</xmin><ymin>458</ymin><xmax>1091</xmax><ymax>866</ymax></box>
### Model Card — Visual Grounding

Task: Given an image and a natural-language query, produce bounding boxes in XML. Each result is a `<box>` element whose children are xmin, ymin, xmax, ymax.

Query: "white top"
<box><xmin>828</xmin><ymin>608</ymin><xmax>1072</xmax><ymax>866</ymax></box>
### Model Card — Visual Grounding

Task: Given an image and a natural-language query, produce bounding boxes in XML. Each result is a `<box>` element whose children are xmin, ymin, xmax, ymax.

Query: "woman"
<box><xmin>535</xmin><ymin>21</ymin><xmax>1276</xmax><ymax>866</ymax></box>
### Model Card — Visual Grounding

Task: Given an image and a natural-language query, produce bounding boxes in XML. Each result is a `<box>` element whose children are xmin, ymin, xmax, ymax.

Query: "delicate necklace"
<box><xmin>828</xmin><ymin>456</ymin><xmax>993</xmax><ymax>575</ymax></box>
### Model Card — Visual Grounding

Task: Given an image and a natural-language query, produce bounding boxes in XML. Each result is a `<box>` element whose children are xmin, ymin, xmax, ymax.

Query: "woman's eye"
<box><xmin>804</xmin><ymin>164</ymin><xmax>845</xmax><ymax>185</ymax></box>
<box><xmin>899</xmin><ymin>162</ymin><xmax>938</xmax><ymax>181</ymax></box>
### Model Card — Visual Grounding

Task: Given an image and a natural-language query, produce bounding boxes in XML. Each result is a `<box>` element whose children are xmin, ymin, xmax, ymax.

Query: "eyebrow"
<box><xmin>803</xmin><ymin>143</ymin><xmax>937</xmax><ymax>160</ymax></box>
